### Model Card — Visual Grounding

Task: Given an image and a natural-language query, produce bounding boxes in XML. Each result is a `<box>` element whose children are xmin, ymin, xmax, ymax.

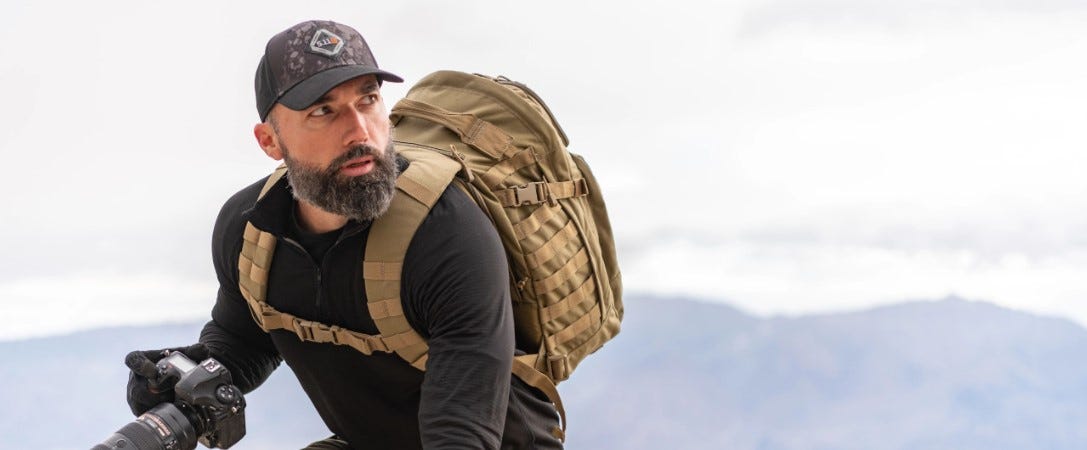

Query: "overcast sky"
<box><xmin>1</xmin><ymin>0</ymin><xmax>1085</xmax><ymax>340</ymax></box>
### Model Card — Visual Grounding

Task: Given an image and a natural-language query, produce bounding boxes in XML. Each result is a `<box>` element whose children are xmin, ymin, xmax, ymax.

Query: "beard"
<box><xmin>281</xmin><ymin>140</ymin><xmax>399</xmax><ymax>222</ymax></box>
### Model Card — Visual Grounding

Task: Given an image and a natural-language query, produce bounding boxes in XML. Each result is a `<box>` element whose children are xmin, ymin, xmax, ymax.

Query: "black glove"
<box><xmin>124</xmin><ymin>343</ymin><xmax>211</xmax><ymax>416</ymax></box>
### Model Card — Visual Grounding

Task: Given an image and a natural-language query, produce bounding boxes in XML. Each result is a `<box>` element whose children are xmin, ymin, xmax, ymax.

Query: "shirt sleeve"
<box><xmin>200</xmin><ymin>180</ymin><xmax>283</xmax><ymax>394</ymax></box>
<box><xmin>403</xmin><ymin>186</ymin><xmax>515</xmax><ymax>450</ymax></box>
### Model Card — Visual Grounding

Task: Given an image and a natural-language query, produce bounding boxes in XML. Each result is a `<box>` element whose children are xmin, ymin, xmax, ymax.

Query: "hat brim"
<box><xmin>278</xmin><ymin>65</ymin><xmax>404</xmax><ymax>111</ymax></box>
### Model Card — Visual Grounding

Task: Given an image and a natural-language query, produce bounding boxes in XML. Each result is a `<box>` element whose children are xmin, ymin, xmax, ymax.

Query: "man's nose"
<box><xmin>342</xmin><ymin>109</ymin><xmax>371</xmax><ymax>147</ymax></box>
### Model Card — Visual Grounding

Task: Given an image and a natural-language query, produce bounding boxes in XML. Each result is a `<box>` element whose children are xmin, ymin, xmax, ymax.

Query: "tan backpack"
<box><xmin>237</xmin><ymin>71</ymin><xmax>623</xmax><ymax>439</ymax></box>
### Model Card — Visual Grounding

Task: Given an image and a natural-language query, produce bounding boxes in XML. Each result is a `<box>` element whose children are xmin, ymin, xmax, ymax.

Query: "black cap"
<box><xmin>255</xmin><ymin>20</ymin><xmax>403</xmax><ymax>121</ymax></box>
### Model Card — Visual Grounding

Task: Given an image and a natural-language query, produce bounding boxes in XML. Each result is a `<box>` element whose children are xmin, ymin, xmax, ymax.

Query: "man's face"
<box><xmin>258</xmin><ymin>75</ymin><xmax>399</xmax><ymax>222</ymax></box>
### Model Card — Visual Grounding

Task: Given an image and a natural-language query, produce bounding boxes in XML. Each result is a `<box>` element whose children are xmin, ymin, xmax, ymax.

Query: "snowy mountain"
<box><xmin>3</xmin><ymin>295</ymin><xmax>1086</xmax><ymax>449</ymax></box>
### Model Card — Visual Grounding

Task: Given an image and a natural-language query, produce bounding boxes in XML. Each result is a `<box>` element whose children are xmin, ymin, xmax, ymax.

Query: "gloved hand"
<box><xmin>124</xmin><ymin>343</ymin><xmax>211</xmax><ymax>416</ymax></box>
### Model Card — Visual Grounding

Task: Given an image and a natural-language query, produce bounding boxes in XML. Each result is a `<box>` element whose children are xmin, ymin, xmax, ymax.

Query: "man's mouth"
<box><xmin>339</xmin><ymin>155</ymin><xmax>375</xmax><ymax>176</ymax></box>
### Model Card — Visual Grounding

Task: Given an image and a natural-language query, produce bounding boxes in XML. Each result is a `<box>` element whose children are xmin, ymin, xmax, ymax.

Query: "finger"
<box><xmin>124</xmin><ymin>351</ymin><xmax>160</xmax><ymax>379</ymax></box>
<box><xmin>180</xmin><ymin>343</ymin><xmax>211</xmax><ymax>362</ymax></box>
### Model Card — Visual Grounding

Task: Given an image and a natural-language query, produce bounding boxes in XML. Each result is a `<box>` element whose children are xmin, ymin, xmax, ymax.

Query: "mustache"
<box><xmin>328</xmin><ymin>144</ymin><xmax>379</xmax><ymax>172</ymax></box>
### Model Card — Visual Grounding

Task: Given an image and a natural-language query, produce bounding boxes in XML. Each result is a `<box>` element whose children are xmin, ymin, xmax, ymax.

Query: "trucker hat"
<box><xmin>254</xmin><ymin>20</ymin><xmax>403</xmax><ymax>121</ymax></box>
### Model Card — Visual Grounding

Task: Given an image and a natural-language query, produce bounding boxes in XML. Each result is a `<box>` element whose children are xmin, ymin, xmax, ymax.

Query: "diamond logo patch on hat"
<box><xmin>309</xmin><ymin>29</ymin><xmax>345</xmax><ymax>57</ymax></box>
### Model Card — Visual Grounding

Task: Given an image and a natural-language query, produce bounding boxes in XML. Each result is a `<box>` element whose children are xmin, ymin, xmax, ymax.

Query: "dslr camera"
<box><xmin>93</xmin><ymin>352</ymin><xmax>246</xmax><ymax>450</ymax></box>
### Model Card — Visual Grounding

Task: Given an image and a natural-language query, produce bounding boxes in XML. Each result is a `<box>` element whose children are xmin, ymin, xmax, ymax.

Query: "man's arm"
<box><xmin>405</xmin><ymin>187</ymin><xmax>515</xmax><ymax>449</ymax></box>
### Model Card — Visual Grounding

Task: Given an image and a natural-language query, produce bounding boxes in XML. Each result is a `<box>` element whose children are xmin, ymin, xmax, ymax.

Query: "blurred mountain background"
<box><xmin>4</xmin><ymin>294</ymin><xmax>1086</xmax><ymax>450</ymax></box>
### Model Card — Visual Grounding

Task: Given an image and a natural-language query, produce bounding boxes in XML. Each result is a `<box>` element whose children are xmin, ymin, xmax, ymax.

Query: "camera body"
<box><xmin>94</xmin><ymin>352</ymin><xmax>246</xmax><ymax>450</ymax></box>
<box><xmin>160</xmin><ymin>352</ymin><xmax>246</xmax><ymax>448</ymax></box>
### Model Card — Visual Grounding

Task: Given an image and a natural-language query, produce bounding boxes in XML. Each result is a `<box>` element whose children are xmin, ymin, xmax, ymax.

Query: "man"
<box><xmin>124</xmin><ymin>20</ymin><xmax>563</xmax><ymax>449</ymax></box>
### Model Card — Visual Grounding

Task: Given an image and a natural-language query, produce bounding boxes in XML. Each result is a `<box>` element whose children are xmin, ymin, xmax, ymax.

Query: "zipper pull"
<box><xmin>449</xmin><ymin>144</ymin><xmax>475</xmax><ymax>182</ymax></box>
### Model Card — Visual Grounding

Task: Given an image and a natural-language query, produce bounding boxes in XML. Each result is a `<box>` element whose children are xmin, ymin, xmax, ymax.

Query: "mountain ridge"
<box><xmin>3</xmin><ymin>294</ymin><xmax>1086</xmax><ymax>449</ymax></box>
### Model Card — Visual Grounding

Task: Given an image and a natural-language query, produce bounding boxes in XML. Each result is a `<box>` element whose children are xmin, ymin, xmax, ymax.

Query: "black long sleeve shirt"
<box><xmin>198</xmin><ymin>162</ymin><xmax>562</xmax><ymax>449</ymax></box>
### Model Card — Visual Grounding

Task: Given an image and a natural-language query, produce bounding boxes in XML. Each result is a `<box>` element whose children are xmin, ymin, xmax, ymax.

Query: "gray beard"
<box><xmin>281</xmin><ymin>140</ymin><xmax>399</xmax><ymax>223</ymax></box>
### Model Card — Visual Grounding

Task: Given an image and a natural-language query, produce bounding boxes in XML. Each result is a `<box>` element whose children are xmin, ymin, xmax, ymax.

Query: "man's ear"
<box><xmin>253</xmin><ymin>122</ymin><xmax>283</xmax><ymax>161</ymax></box>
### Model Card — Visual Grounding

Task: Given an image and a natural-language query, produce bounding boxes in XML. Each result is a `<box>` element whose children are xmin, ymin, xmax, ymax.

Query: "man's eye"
<box><xmin>309</xmin><ymin>106</ymin><xmax>332</xmax><ymax>117</ymax></box>
<box><xmin>361</xmin><ymin>94</ymin><xmax>379</xmax><ymax>105</ymax></box>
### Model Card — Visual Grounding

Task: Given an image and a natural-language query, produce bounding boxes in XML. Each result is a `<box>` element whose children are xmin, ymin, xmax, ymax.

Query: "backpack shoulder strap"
<box><xmin>238</xmin><ymin>164</ymin><xmax>288</xmax><ymax>330</ymax></box>
<box><xmin>363</xmin><ymin>146</ymin><xmax>461</xmax><ymax>370</ymax></box>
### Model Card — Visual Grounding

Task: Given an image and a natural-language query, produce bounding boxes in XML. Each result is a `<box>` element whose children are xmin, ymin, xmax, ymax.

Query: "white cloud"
<box><xmin>0</xmin><ymin>0</ymin><xmax>1084</xmax><ymax>337</ymax></box>
<box><xmin>622</xmin><ymin>237</ymin><xmax>1087</xmax><ymax>325</ymax></box>
<box><xmin>0</xmin><ymin>272</ymin><xmax>216</xmax><ymax>341</ymax></box>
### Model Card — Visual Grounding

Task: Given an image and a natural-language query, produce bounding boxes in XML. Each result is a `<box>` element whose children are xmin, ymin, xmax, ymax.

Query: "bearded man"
<box><xmin>122</xmin><ymin>20</ymin><xmax>563</xmax><ymax>450</ymax></box>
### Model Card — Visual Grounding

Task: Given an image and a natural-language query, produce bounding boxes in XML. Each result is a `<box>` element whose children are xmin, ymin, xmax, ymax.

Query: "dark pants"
<box><xmin>299</xmin><ymin>378</ymin><xmax>564</xmax><ymax>450</ymax></box>
<box><xmin>302</xmin><ymin>435</ymin><xmax>352</xmax><ymax>450</ymax></box>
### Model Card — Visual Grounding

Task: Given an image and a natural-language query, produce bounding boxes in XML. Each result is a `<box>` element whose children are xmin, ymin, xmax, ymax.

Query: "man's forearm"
<box><xmin>199</xmin><ymin>319</ymin><xmax>281</xmax><ymax>394</ymax></box>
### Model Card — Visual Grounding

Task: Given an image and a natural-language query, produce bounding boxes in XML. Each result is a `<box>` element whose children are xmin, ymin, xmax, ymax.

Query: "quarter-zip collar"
<box><xmin>241</xmin><ymin>173</ymin><xmax>371</xmax><ymax>240</ymax></box>
<box><xmin>240</xmin><ymin>155</ymin><xmax>410</xmax><ymax>240</ymax></box>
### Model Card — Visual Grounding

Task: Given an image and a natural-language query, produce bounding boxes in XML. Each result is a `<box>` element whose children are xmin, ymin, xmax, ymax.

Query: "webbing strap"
<box><xmin>525</xmin><ymin>221</ymin><xmax>578</xmax><ymax>270</ymax></box>
<box><xmin>513</xmin><ymin>204</ymin><xmax>559</xmax><ymax>241</ymax></box>
<box><xmin>533</xmin><ymin>248</ymin><xmax>590</xmax><ymax>295</ymax></box>
<box><xmin>540</xmin><ymin>277</ymin><xmax>596</xmax><ymax>323</ymax></box>
<box><xmin>546</xmin><ymin>303</ymin><xmax>601</xmax><ymax>350</ymax></box>
<box><xmin>258</xmin><ymin>164</ymin><xmax>288</xmax><ymax>197</ymax></box>
<box><xmin>363</xmin><ymin>146</ymin><xmax>462</xmax><ymax>371</ymax></box>
<box><xmin>497</xmin><ymin>179</ymin><xmax>589</xmax><ymax>207</ymax></box>
<box><xmin>392</xmin><ymin>98</ymin><xmax>515</xmax><ymax>160</ymax></box>
<box><xmin>479</xmin><ymin>148</ymin><xmax>538</xmax><ymax>189</ymax></box>
<box><xmin>362</xmin><ymin>262</ymin><xmax>403</xmax><ymax>281</ymax></box>
<box><xmin>367</xmin><ymin>297</ymin><xmax>405</xmax><ymax>320</ymax></box>
<box><xmin>513</xmin><ymin>355</ymin><xmax>567</xmax><ymax>441</ymax></box>
<box><xmin>396</xmin><ymin>173</ymin><xmax>442</xmax><ymax>207</ymax></box>
<box><xmin>251</xmin><ymin>301</ymin><xmax>419</xmax><ymax>355</ymax></box>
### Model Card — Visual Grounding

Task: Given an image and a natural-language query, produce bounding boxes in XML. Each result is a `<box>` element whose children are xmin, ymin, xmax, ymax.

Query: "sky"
<box><xmin>0</xmin><ymin>0</ymin><xmax>1085</xmax><ymax>340</ymax></box>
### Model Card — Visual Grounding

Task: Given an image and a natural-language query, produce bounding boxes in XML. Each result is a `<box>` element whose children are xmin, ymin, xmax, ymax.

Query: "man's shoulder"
<box><xmin>418</xmin><ymin>183</ymin><xmax>493</xmax><ymax>236</ymax></box>
<box><xmin>210</xmin><ymin>174</ymin><xmax>276</xmax><ymax>279</ymax></box>
<box><xmin>406</xmin><ymin>182</ymin><xmax>504</xmax><ymax>269</ymax></box>
<box><xmin>214</xmin><ymin>175</ymin><xmax>274</xmax><ymax>234</ymax></box>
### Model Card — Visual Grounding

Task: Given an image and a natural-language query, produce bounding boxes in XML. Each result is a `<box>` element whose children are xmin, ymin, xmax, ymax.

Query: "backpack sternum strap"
<box><xmin>363</xmin><ymin>146</ymin><xmax>462</xmax><ymax>371</ymax></box>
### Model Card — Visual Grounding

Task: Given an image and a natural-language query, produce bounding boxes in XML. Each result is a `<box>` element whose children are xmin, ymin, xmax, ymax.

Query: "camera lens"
<box><xmin>91</xmin><ymin>403</ymin><xmax>198</xmax><ymax>450</ymax></box>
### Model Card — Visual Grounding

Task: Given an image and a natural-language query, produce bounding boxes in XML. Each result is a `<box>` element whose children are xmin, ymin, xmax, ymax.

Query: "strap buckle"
<box><xmin>512</xmin><ymin>182</ymin><xmax>550</xmax><ymax>206</ymax></box>
<box><xmin>292</xmin><ymin>319</ymin><xmax>339</xmax><ymax>344</ymax></box>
